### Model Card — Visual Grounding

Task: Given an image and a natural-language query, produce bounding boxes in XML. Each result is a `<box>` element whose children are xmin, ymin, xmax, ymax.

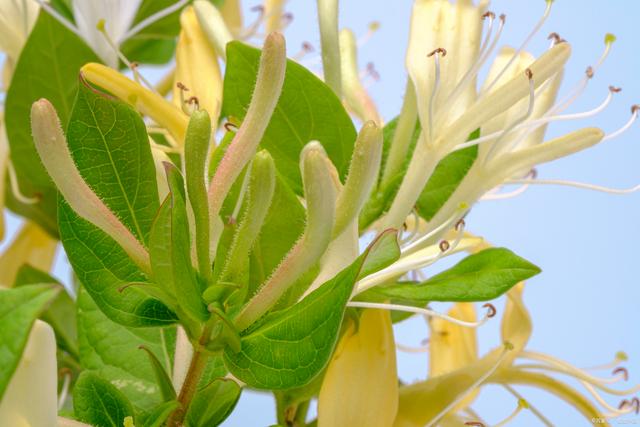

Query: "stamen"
<box><xmin>396</xmin><ymin>342</ymin><xmax>430</xmax><ymax>353</ymax></box>
<box><xmin>401</xmin><ymin>203</ymin><xmax>468</xmax><ymax>254</ymax></box>
<box><xmin>503</xmin><ymin>384</ymin><xmax>555</xmax><ymax>427</ymax></box>
<box><xmin>33</xmin><ymin>0</ymin><xmax>82</xmax><ymax>38</ymax></box>
<box><xmin>239</xmin><ymin>5</ymin><xmax>266</xmax><ymax>40</ymax></box>
<box><xmin>505</xmin><ymin>178</ymin><xmax>640</xmax><ymax>195</ymax></box>
<box><xmin>482</xmin><ymin>303</ymin><xmax>497</xmax><ymax>318</ymax></box>
<box><xmin>123</xmin><ymin>0</ymin><xmax>190</xmax><ymax>40</ymax></box>
<box><xmin>464</xmin><ymin>422</ymin><xmax>485</xmax><ymax>427</ymax></box>
<box><xmin>482</xmin><ymin>0</ymin><xmax>553</xmax><ymax>95</ymax></box>
<box><xmin>427</xmin><ymin>48</ymin><xmax>447</xmax><ymax>142</ymax></box>
<box><xmin>581</xmin><ymin>381</ymin><xmax>635</xmax><ymax>417</ymax></box>
<box><xmin>357</xmin><ymin>21</ymin><xmax>381</xmax><ymax>47</ymax></box>
<box><xmin>96</xmin><ymin>20</ymin><xmax>155</xmax><ymax>91</ymax></box>
<box><xmin>426</xmin><ymin>343</ymin><xmax>513</xmax><ymax>427</ymax></box>
<box><xmin>176</xmin><ymin>82</ymin><xmax>192</xmax><ymax>115</ymax></box>
<box><xmin>548</xmin><ymin>32</ymin><xmax>566</xmax><ymax>47</ymax></box>
<box><xmin>585</xmin><ymin>352</ymin><xmax>629</xmax><ymax>371</ymax></box>
<box><xmin>439</xmin><ymin>240</ymin><xmax>450</xmax><ymax>252</ymax></box>
<box><xmin>400</xmin><ymin>210</ymin><xmax>421</xmax><ymax>245</ymax></box>
<box><xmin>293</xmin><ymin>41</ymin><xmax>315</xmax><ymax>60</ymax></box>
<box><xmin>345</xmin><ymin>301</ymin><xmax>497</xmax><ymax>328</ymax></box>
<box><xmin>603</xmin><ymin>105</ymin><xmax>639</xmax><ymax>141</ymax></box>
<box><xmin>7</xmin><ymin>162</ymin><xmax>39</xmax><ymax>204</ymax></box>
<box><xmin>613</xmin><ymin>367</ymin><xmax>629</xmax><ymax>381</ymax></box>
<box><xmin>494</xmin><ymin>399</ymin><xmax>529</xmax><ymax>427</ymax></box>
<box><xmin>280</xmin><ymin>12</ymin><xmax>294</xmax><ymax>29</ymax></box>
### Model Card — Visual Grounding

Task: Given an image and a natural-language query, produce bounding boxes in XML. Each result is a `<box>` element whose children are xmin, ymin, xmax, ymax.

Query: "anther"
<box><xmin>529</xmin><ymin>168</ymin><xmax>539</xmax><ymax>179</ymax></box>
<box><xmin>302</xmin><ymin>41</ymin><xmax>314</xmax><ymax>52</ymax></box>
<box><xmin>499</xmin><ymin>13</ymin><xmax>506</xmax><ymax>22</ymax></box>
<box><xmin>586</xmin><ymin>66</ymin><xmax>595</xmax><ymax>79</ymax></box>
<box><xmin>176</xmin><ymin>82</ymin><xmax>189</xmax><ymax>92</ymax></box>
<box><xmin>631</xmin><ymin>105</ymin><xmax>640</xmax><ymax>114</ymax></box>
<box><xmin>464</xmin><ymin>422</ymin><xmax>485</xmax><ymax>427</ymax></box>
<box><xmin>632</xmin><ymin>397</ymin><xmax>640</xmax><ymax>414</ymax></box>
<box><xmin>455</xmin><ymin>218</ymin><xmax>466</xmax><ymax>231</ymax></box>
<box><xmin>366</xmin><ymin>62</ymin><xmax>380</xmax><ymax>81</ymax></box>
<box><xmin>250</xmin><ymin>5</ymin><xmax>265</xmax><ymax>13</ymax></box>
<box><xmin>187</xmin><ymin>96</ymin><xmax>200</xmax><ymax>109</ymax></box>
<box><xmin>613</xmin><ymin>367</ymin><xmax>629</xmax><ymax>381</ymax></box>
<box><xmin>482</xmin><ymin>11</ymin><xmax>495</xmax><ymax>20</ymax></box>
<box><xmin>281</xmin><ymin>12</ymin><xmax>294</xmax><ymax>24</ymax></box>
<box><xmin>428</xmin><ymin>47</ymin><xmax>447</xmax><ymax>57</ymax></box>
<box><xmin>439</xmin><ymin>240</ymin><xmax>450</xmax><ymax>252</ymax></box>
<box><xmin>483</xmin><ymin>303</ymin><xmax>497</xmax><ymax>318</ymax></box>
<box><xmin>224</xmin><ymin>122</ymin><xmax>238</xmax><ymax>132</ymax></box>
<box><xmin>609</xmin><ymin>86</ymin><xmax>622</xmax><ymax>93</ymax></box>
<box><xmin>525</xmin><ymin>68</ymin><xmax>534</xmax><ymax>80</ymax></box>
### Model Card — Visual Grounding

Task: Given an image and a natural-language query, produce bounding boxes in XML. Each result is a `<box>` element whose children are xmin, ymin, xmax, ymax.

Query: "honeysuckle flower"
<box><xmin>35</xmin><ymin>0</ymin><xmax>189</xmax><ymax>68</ymax></box>
<box><xmin>378</xmin><ymin>0</ymin><xmax>635</xmax><ymax>236</ymax></box>
<box><xmin>173</xmin><ymin>5</ymin><xmax>223</xmax><ymax>124</ymax></box>
<box><xmin>0</xmin><ymin>320</ymin><xmax>57</xmax><ymax>427</ymax></box>
<box><xmin>0</xmin><ymin>0</ymin><xmax>39</xmax><ymax>83</ymax></box>
<box><xmin>0</xmin><ymin>221</ymin><xmax>57</xmax><ymax>287</ymax></box>
<box><xmin>318</xmin><ymin>308</ymin><xmax>399</xmax><ymax>427</ymax></box>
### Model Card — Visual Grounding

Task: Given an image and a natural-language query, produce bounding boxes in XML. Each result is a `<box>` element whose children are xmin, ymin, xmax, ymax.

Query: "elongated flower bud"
<box><xmin>339</xmin><ymin>29</ymin><xmax>381</xmax><ymax>124</ymax></box>
<box><xmin>318</xmin><ymin>309</ymin><xmax>398</xmax><ymax>427</ymax></box>
<box><xmin>193</xmin><ymin>0</ymin><xmax>234</xmax><ymax>60</ymax></box>
<box><xmin>333</xmin><ymin>121</ymin><xmax>382</xmax><ymax>237</ymax></box>
<box><xmin>234</xmin><ymin>142</ymin><xmax>337</xmax><ymax>330</ymax></box>
<box><xmin>31</xmin><ymin>99</ymin><xmax>151</xmax><ymax>273</ymax></box>
<box><xmin>317</xmin><ymin>0</ymin><xmax>341</xmax><ymax>96</ymax></box>
<box><xmin>174</xmin><ymin>6</ymin><xmax>223</xmax><ymax>123</ymax></box>
<box><xmin>81</xmin><ymin>63</ymin><xmax>189</xmax><ymax>144</ymax></box>
<box><xmin>208</xmin><ymin>32</ymin><xmax>286</xmax><ymax>222</ymax></box>
<box><xmin>184</xmin><ymin>110</ymin><xmax>213</xmax><ymax>279</ymax></box>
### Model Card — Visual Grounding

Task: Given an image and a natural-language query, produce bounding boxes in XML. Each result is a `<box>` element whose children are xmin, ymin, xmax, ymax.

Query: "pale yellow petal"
<box><xmin>0</xmin><ymin>118</ymin><xmax>9</xmax><ymax>242</ymax></box>
<box><xmin>500</xmin><ymin>283</ymin><xmax>532</xmax><ymax>365</ymax></box>
<box><xmin>173</xmin><ymin>6</ymin><xmax>223</xmax><ymax>128</ymax></box>
<box><xmin>429</xmin><ymin>302</ymin><xmax>478</xmax><ymax>377</ymax></box>
<box><xmin>319</xmin><ymin>309</ymin><xmax>398</xmax><ymax>427</ymax></box>
<box><xmin>0</xmin><ymin>222</ymin><xmax>57</xmax><ymax>288</ymax></box>
<box><xmin>0</xmin><ymin>320</ymin><xmax>58</xmax><ymax>427</ymax></box>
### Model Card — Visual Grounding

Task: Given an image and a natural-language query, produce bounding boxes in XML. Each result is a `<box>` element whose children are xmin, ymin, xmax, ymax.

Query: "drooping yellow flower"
<box><xmin>173</xmin><ymin>6</ymin><xmax>224</xmax><ymax>127</ymax></box>
<box><xmin>0</xmin><ymin>221</ymin><xmax>57</xmax><ymax>288</ymax></box>
<box><xmin>0</xmin><ymin>320</ymin><xmax>58</xmax><ymax>427</ymax></box>
<box><xmin>318</xmin><ymin>309</ymin><xmax>398</xmax><ymax>427</ymax></box>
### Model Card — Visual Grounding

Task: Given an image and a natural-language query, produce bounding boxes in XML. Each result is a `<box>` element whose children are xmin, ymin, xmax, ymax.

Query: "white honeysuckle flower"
<box><xmin>35</xmin><ymin>0</ymin><xmax>189</xmax><ymax>68</ymax></box>
<box><xmin>72</xmin><ymin>0</ymin><xmax>142</xmax><ymax>68</ymax></box>
<box><xmin>0</xmin><ymin>0</ymin><xmax>39</xmax><ymax>78</ymax></box>
<box><xmin>0</xmin><ymin>320</ymin><xmax>58</xmax><ymax>427</ymax></box>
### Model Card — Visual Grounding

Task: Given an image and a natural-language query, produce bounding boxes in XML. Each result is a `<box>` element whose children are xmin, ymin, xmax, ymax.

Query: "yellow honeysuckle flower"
<box><xmin>318</xmin><ymin>308</ymin><xmax>398</xmax><ymax>427</ymax></box>
<box><xmin>0</xmin><ymin>320</ymin><xmax>58</xmax><ymax>427</ymax></box>
<box><xmin>0</xmin><ymin>221</ymin><xmax>57</xmax><ymax>288</ymax></box>
<box><xmin>173</xmin><ymin>6</ymin><xmax>224</xmax><ymax>127</ymax></box>
<box><xmin>429</xmin><ymin>303</ymin><xmax>478</xmax><ymax>377</ymax></box>
<box><xmin>81</xmin><ymin>63</ymin><xmax>189</xmax><ymax>144</ymax></box>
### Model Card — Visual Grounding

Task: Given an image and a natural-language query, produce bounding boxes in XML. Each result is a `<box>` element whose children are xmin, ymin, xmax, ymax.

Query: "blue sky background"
<box><xmin>3</xmin><ymin>0</ymin><xmax>638</xmax><ymax>425</ymax></box>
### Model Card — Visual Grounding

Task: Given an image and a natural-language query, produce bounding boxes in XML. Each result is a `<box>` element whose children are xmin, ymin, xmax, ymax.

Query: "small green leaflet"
<box><xmin>0</xmin><ymin>284</ymin><xmax>59</xmax><ymax>400</ymax></box>
<box><xmin>374</xmin><ymin>248</ymin><xmax>541</xmax><ymax>303</ymax></box>
<box><xmin>186</xmin><ymin>379</ymin><xmax>241</xmax><ymax>427</ymax></box>
<box><xmin>77</xmin><ymin>288</ymin><xmax>176</xmax><ymax>413</ymax></box>
<box><xmin>4</xmin><ymin>11</ymin><xmax>99</xmax><ymax>235</ymax></box>
<box><xmin>222</xmin><ymin>41</ymin><xmax>357</xmax><ymax>193</ymax></box>
<box><xmin>73</xmin><ymin>371</ymin><xmax>136</xmax><ymax>427</ymax></box>
<box><xmin>223</xmin><ymin>230</ymin><xmax>400</xmax><ymax>390</ymax></box>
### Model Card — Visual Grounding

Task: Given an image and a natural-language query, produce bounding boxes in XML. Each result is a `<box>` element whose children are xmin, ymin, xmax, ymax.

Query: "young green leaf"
<box><xmin>73</xmin><ymin>371</ymin><xmax>136</xmax><ymax>427</ymax></box>
<box><xmin>59</xmin><ymin>200</ymin><xmax>176</xmax><ymax>327</ymax></box>
<box><xmin>165</xmin><ymin>163</ymin><xmax>209</xmax><ymax>322</ymax></box>
<box><xmin>222</xmin><ymin>41</ymin><xmax>357</xmax><ymax>193</ymax></box>
<box><xmin>0</xmin><ymin>284</ymin><xmax>59</xmax><ymax>399</ymax></box>
<box><xmin>186</xmin><ymin>378</ymin><xmax>241</xmax><ymax>427</ymax></box>
<box><xmin>77</xmin><ymin>288</ymin><xmax>176</xmax><ymax>413</ymax></box>
<box><xmin>4</xmin><ymin>11</ymin><xmax>99</xmax><ymax>235</ymax></box>
<box><xmin>13</xmin><ymin>265</ymin><xmax>78</xmax><ymax>359</ymax></box>
<box><xmin>143</xmin><ymin>401</ymin><xmax>181</xmax><ymax>427</ymax></box>
<box><xmin>223</xmin><ymin>230</ymin><xmax>397</xmax><ymax>390</ymax></box>
<box><xmin>149</xmin><ymin>197</ymin><xmax>177</xmax><ymax>299</ymax></box>
<box><xmin>138</xmin><ymin>345</ymin><xmax>177</xmax><ymax>402</ymax></box>
<box><xmin>375</xmin><ymin>248</ymin><xmax>541</xmax><ymax>303</ymax></box>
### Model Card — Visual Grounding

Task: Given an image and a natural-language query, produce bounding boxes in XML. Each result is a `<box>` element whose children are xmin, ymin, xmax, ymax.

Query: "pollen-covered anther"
<box><xmin>586</xmin><ymin>66</ymin><xmax>595</xmax><ymax>79</ymax></box>
<box><xmin>464</xmin><ymin>422</ymin><xmax>485</xmax><ymax>427</ymax></box>
<box><xmin>281</xmin><ymin>12</ymin><xmax>294</xmax><ymax>25</ymax></box>
<box><xmin>455</xmin><ymin>218</ymin><xmax>466</xmax><ymax>231</ymax></box>
<box><xmin>482</xmin><ymin>303</ymin><xmax>497</xmax><ymax>318</ymax></box>
<box><xmin>609</xmin><ymin>86</ymin><xmax>622</xmax><ymax>93</ymax></box>
<box><xmin>302</xmin><ymin>41</ymin><xmax>314</xmax><ymax>52</ymax></box>
<box><xmin>187</xmin><ymin>96</ymin><xmax>200</xmax><ymax>109</ymax></box>
<box><xmin>525</xmin><ymin>68</ymin><xmax>534</xmax><ymax>80</ymax></box>
<box><xmin>547</xmin><ymin>32</ymin><xmax>566</xmax><ymax>45</ymax></box>
<box><xmin>613</xmin><ymin>367</ymin><xmax>630</xmax><ymax>381</ymax></box>
<box><xmin>438</xmin><ymin>240</ymin><xmax>450</xmax><ymax>252</ymax></box>
<box><xmin>482</xmin><ymin>11</ymin><xmax>496</xmax><ymax>20</ymax></box>
<box><xmin>632</xmin><ymin>105</ymin><xmax>640</xmax><ymax>114</ymax></box>
<box><xmin>366</xmin><ymin>62</ymin><xmax>380</xmax><ymax>81</ymax></box>
<box><xmin>223</xmin><ymin>122</ymin><xmax>238</xmax><ymax>132</ymax></box>
<box><xmin>176</xmin><ymin>82</ymin><xmax>189</xmax><ymax>92</ymax></box>
<box><xmin>427</xmin><ymin>47</ymin><xmax>447</xmax><ymax>57</ymax></box>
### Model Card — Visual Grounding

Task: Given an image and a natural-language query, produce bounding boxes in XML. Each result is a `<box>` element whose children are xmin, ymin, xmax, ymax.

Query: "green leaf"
<box><xmin>121</xmin><ymin>38</ymin><xmax>177</xmax><ymax>66</ymax></box>
<box><xmin>4</xmin><ymin>11</ymin><xmax>99</xmax><ymax>234</ymax></box>
<box><xmin>0</xmin><ymin>284</ymin><xmax>59</xmax><ymax>399</ymax></box>
<box><xmin>416</xmin><ymin>130</ymin><xmax>480</xmax><ymax>221</ymax></box>
<box><xmin>149</xmin><ymin>197</ymin><xmax>176</xmax><ymax>298</ymax></box>
<box><xmin>73</xmin><ymin>371</ymin><xmax>135</xmax><ymax>427</ymax></box>
<box><xmin>223</xmin><ymin>230</ymin><xmax>397</xmax><ymax>389</ymax></box>
<box><xmin>138</xmin><ymin>345</ymin><xmax>177</xmax><ymax>402</ymax></box>
<box><xmin>77</xmin><ymin>288</ymin><xmax>176</xmax><ymax>412</ymax></box>
<box><xmin>375</xmin><ymin>248</ymin><xmax>541</xmax><ymax>303</ymax></box>
<box><xmin>186</xmin><ymin>379</ymin><xmax>241</xmax><ymax>427</ymax></box>
<box><xmin>13</xmin><ymin>265</ymin><xmax>78</xmax><ymax>359</ymax></box>
<box><xmin>59</xmin><ymin>199</ymin><xmax>176</xmax><ymax>327</ymax></box>
<box><xmin>66</xmin><ymin>82</ymin><xmax>160</xmax><ymax>244</ymax></box>
<box><xmin>143</xmin><ymin>400</ymin><xmax>180</xmax><ymax>427</ymax></box>
<box><xmin>222</xmin><ymin>41</ymin><xmax>357</xmax><ymax>193</ymax></box>
<box><xmin>165</xmin><ymin>164</ymin><xmax>209</xmax><ymax>321</ymax></box>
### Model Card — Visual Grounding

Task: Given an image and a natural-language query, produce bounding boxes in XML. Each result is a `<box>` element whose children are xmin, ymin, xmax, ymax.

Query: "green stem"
<box><xmin>166</xmin><ymin>329</ymin><xmax>211</xmax><ymax>426</ymax></box>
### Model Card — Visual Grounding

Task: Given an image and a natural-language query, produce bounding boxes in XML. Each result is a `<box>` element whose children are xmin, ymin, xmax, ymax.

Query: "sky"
<box><xmin>3</xmin><ymin>0</ymin><xmax>639</xmax><ymax>425</ymax></box>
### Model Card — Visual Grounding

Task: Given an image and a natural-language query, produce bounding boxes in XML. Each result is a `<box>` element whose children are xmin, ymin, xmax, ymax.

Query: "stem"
<box><xmin>167</xmin><ymin>330</ymin><xmax>211</xmax><ymax>427</ymax></box>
